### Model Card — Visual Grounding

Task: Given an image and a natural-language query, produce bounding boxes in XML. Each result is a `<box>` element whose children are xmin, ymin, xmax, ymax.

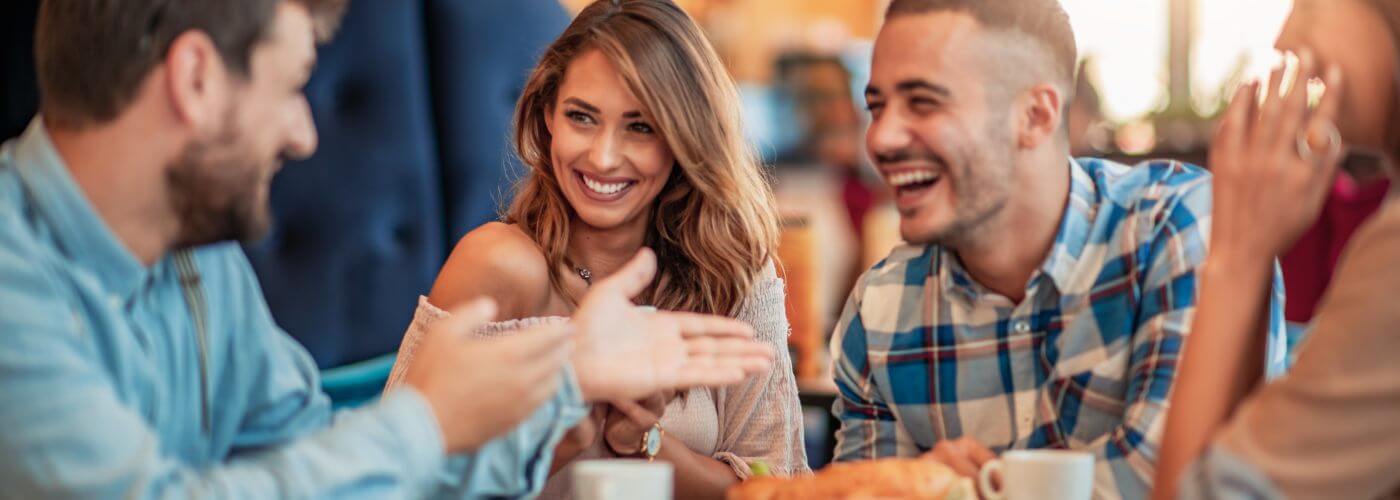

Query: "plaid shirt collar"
<box><xmin>938</xmin><ymin>157</ymin><xmax>1100</xmax><ymax>303</ymax></box>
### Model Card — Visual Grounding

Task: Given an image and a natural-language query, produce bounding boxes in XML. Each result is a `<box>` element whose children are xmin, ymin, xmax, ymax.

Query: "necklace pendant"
<box><xmin>575</xmin><ymin>266</ymin><xmax>592</xmax><ymax>285</ymax></box>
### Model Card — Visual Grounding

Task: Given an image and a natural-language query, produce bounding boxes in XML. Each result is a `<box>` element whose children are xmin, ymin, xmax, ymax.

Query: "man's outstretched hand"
<box><xmin>570</xmin><ymin>248</ymin><xmax>774</xmax><ymax>402</ymax></box>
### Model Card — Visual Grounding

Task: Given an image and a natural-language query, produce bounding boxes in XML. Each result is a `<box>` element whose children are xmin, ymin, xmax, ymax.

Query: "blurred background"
<box><xmin>0</xmin><ymin>0</ymin><xmax>1295</xmax><ymax>469</ymax></box>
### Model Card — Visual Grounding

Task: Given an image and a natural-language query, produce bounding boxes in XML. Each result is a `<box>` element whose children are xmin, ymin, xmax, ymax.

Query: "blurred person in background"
<box><xmin>0</xmin><ymin>0</ymin><xmax>774</xmax><ymax>497</ymax></box>
<box><xmin>1156</xmin><ymin>0</ymin><xmax>1400</xmax><ymax>498</ymax></box>
<box><xmin>387</xmin><ymin>1</ymin><xmax>808</xmax><ymax>498</ymax></box>
<box><xmin>773</xmin><ymin>52</ymin><xmax>880</xmax><ymax>241</ymax></box>
<box><xmin>1279</xmin><ymin>0</ymin><xmax>1400</xmax><ymax>326</ymax></box>
<box><xmin>769</xmin><ymin>52</ymin><xmax>877</xmax><ymax>343</ymax></box>
<box><xmin>828</xmin><ymin>0</ymin><xmax>1288</xmax><ymax>497</ymax></box>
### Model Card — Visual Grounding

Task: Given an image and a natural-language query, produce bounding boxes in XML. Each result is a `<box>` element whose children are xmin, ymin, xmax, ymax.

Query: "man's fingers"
<box><xmin>672</xmin><ymin>366</ymin><xmax>747</xmax><ymax>389</ymax></box>
<box><xmin>930</xmin><ymin>447</ymin><xmax>981</xmax><ymax>478</ymax></box>
<box><xmin>684</xmin><ymin>337</ymin><xmax>775</xmax><ymax>375</ymax></box>
<box><xmin>717</xmin><ymin>353</ymin><xmax>775</xmax><ymax>376</ymax></box>
<box><xmin>641</xmin><ymin>392</ymin><xmax>668</xmax><ymax>414</ymax></box>
<box><xmin>964</xmin><ymin>440</ymin><xmax>998</xmax><ymax>466</ymax></box>
<box><xmin>610</xmin><ymin>398</ymin><xmax>661</xmax><ymax>424</ymax></box>
<box><xmin>589</xmin><ymin>248</ymin><xmax>657</xmax><ymax>300</ymax></box>
<box><xmin>437</xmin><ymin>299</ymin><xmax>499</xmax><ymax>339</ymax></box>
<box><xmin>687</xmin><ymin>337</ymin><xmax>773</xmax><ymax>357</ymax></box>
<box><xmin>686</xmin><ymin>349</ymin><xmax>774</xmax><ymax>379</ymax></box>
<box><xmin>525</xmin><ymin>371</ymin><xmax>563</xmax><ymax>410</ymax></box>
<box><xmin>512</xmin><ymin>323</ymin><xmax>577</xmax><ymax>357</ymax></box>
<box><xmin>518</xmin><ymin>353</ymin><xmax>568</xmax><ymax>391</ymax></box>
<box><xmin>508</xmin><ymin>335</ymin><xmax>573</xmax><ymax>386</ymax></box>
<box><xmin>665</xmin><ymin>312</ymin><xmax>756</xmax><ymax>339</ymax></box>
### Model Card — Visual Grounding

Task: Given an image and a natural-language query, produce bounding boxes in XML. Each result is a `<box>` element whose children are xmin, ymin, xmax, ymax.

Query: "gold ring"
<box><xmin>1297</xmin><ymin>119</ymin><xmax>1341</xmax><ymax>165</ymax></box>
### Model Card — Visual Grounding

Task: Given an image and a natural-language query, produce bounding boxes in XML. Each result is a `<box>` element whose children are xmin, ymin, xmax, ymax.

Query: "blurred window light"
<box><xmin>1061</xmin><ymin>0</ymin><xmax>1172</xmax><ymax>123</ymax></box>
<box><xmin>1062</xmin><ymin>0</ymin><xmax>1292</xmax><ymax>123</ymax></box>
<box><xmin>1192</xmin><ymin>0</ymin><xmax>1293</xmax><ymax>117</ymax></box>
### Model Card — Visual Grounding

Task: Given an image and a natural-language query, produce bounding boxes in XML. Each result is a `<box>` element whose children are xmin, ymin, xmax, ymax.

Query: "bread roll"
<box><xmin>727</xmin><ymin>458</ymin><xmax>977</xmax><ymax>500</ymax></box>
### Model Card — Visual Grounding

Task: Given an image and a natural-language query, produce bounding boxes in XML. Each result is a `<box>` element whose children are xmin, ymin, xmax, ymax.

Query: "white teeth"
<box><xmin>887</xmin><ymin>170</ymin><xmax>939</xmax><ymax>188</ymax></box>
<box><xmin>582</xmin><ymin>175</ymin><xmax>631</xmax><ymax>195</ymax></box>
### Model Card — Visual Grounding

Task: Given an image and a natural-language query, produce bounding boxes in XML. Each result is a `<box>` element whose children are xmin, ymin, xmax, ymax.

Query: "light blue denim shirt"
<box><xmin>0</xmin><ymin>119</ymin><xmax>586</xmax><ymax>499</ymax></box>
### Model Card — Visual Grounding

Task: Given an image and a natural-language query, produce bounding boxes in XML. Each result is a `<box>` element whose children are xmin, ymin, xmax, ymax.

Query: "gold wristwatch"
<box><xmin>615</xmin><ymin>422</ymin><xmax>665</xmax><ymax>462</ymax></box>
<box><xmin>640</xmin><ymin>422</ymin><xmax>664</xmax><ymax>462</ymax></box>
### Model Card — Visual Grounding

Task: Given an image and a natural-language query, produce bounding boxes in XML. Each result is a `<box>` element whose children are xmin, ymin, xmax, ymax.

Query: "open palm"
<box><xmin>569</xmin><ymin>249</ymin><xmax>774</xmax><ymax>402</ymax></box>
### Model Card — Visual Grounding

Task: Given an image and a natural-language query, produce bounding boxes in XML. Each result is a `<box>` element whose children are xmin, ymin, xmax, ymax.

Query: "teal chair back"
<box><xmin>320</xmin><ymin>353</ymin><xmax>397</xmax><ymax>409</ymax></box>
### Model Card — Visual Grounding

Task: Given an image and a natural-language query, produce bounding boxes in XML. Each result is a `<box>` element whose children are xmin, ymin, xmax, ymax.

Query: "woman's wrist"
<box><xmin>1202</xmin><ymin>244</ymin><xmax>1274</xmax><ymax>282</ymax></box>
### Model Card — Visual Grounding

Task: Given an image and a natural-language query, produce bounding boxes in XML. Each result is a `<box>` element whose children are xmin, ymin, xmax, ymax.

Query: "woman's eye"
<box><xmin>567</xmin><ymin>111</ymin><xmax>596</xmax><ymax>125</ymax></box>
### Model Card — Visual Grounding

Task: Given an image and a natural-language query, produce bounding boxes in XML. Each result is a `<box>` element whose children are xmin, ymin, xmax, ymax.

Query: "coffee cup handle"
<box><xmin>978</xmin><ymin>458</ymin><xmax>1006</xmax><ymax>500</ymax></box>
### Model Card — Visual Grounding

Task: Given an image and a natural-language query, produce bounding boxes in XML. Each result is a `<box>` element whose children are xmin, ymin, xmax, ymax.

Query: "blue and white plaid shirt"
<box><xmin>830</xmin><ymin>158</ymin><xmax>1287</xmax><ymax>499</ymax></box>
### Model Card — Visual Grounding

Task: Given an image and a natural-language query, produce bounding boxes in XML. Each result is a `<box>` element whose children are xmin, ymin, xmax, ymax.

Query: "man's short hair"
<box><xmin>886</xmin><ymin>0</ymin><xmax>1078</xmax><ymax>101</ymax></box>
<box><xmin>35</xmin><ymin>0</ymin><xmax>348</xmax><ymax>128</ymax></box>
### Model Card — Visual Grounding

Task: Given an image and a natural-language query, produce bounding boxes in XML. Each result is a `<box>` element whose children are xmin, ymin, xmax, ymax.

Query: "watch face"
<box><xmin>644</xmin><ymin>427</ymin><xmax>663</xmax><ymax>456</ymax></box>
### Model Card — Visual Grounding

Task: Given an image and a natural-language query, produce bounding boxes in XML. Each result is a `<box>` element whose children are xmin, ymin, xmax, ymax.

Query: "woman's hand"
<box><xmin>1208</xmin><ymin>49</ymin><xmax>1344</xmax><ymax>263</ymax></box>
<box><xmin>1153</xmin><ymin>52</ymin><xmax>1347</xmax><ymax>500</ymax></box>
<box><xmin>603</xmin><ymin>392</ymin><xmax>670</xmax><ymax>456</ymax></box>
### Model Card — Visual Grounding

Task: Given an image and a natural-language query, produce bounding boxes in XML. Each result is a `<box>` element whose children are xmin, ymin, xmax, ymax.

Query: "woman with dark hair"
<box><xmin>1154</xmin><ymin>0</ymin><xmax>1400</xmax><ymax>498</ymax></box>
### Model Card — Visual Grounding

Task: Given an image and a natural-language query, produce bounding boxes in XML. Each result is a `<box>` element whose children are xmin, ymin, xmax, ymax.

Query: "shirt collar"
<box><xmin>12</xmin><ymin>117</ymin><xmax>150</xmax><ymax>301</ymax></box>
<box><xmin>1039</xmin><ymin>157</ymin><xmax>1100</xmax><ymax>293</ymax></box>
<box><xmin>938</xmin><ymin>157</ymin><xmax>1099</xmax><ymax>301</ymax></box>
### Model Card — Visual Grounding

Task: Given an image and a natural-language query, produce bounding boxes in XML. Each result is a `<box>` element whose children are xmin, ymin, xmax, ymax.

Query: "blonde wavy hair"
<box><xmin>506</xmin><ymin>0</ymin><xmax>779</xmax><ymax>316</ymax></box>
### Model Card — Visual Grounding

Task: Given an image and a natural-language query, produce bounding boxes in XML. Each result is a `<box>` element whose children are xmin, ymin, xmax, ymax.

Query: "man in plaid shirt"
<box><xmin>830</xmin><ymin>1</ymin><xmax>1287</xmax><ymax>498</ymax></box>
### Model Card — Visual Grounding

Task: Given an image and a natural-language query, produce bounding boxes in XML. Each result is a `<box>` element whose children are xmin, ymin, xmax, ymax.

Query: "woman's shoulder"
<box><xmin>748</xmin><ymin>258</ymin><xmax>782</xmax><ymax>296</ymax></box>
<box><xmin>462</xmin><ymin>222</ymin><xmax>544</xmax><ymax>258</ymax></box>
<box><xmin>733</xmin><ymin>258</ymin><xmax>788</xmax><ymax>338</ymax></box>
<box><xmin>427</xmin><ymin>222</ymin><xmax>554</xmax><ymax>319</ymax></box>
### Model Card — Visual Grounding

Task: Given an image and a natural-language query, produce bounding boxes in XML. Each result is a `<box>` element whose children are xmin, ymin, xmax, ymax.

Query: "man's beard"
<box><xmin>166</xmin><ymin>115</ymin><xmax>276</xmax><ymax>250</ymax></box>
<box><xmin>909</xmin><ymin>123</ymin><xmax>1016</xmax><ymax>248</ymax></box>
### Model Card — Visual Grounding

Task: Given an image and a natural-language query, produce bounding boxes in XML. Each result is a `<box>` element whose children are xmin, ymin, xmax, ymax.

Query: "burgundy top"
<box><xmin>1281</xmin><ymin>175</ymin><xmax>1393</xmax><ymax>322</ymax></box>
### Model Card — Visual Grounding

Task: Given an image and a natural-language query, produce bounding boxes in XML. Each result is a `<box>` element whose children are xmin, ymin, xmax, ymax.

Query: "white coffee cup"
<box><xmin>573</xmin><ymin>459</ymin><xmax>673</xmax><ymax>500</ymax></box>
<box><xmin>977</xmin><ymin>450</ymin><xmax>1094</xmax><ymax>500</ymax></box>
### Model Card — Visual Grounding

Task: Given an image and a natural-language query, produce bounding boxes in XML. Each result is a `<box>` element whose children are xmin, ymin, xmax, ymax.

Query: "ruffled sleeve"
<box><xmin>384</xmin><ymin>296</ymin><xmax>567</xmax><ymax>391</ymax></box>
<box><xmin>712</xmin><ymin>262</ymin><xmax>812</xmax><ymax>479</ymax></box>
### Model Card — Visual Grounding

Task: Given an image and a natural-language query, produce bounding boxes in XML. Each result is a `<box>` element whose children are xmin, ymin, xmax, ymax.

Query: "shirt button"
<box><xmin>1014</xmin><ymin>321</ymin><xmax>1031</xmax><ymax>334</ymax></box>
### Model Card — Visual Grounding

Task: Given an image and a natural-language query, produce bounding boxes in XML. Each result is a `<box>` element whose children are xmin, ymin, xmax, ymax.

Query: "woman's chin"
<box><xmin>572</xmin><ymin>207</ymin><xmax>640</xmax><ymax>231</ymax></box>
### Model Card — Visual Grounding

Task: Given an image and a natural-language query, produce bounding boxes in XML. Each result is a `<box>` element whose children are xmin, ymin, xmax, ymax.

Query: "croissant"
<box><xmin>727</xmin><ymin>459</ymin><xmax>977</xmax><ymax>500</ymax></box>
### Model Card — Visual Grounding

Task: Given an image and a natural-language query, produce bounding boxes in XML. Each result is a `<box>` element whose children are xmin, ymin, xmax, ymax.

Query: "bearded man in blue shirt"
<box><xmin>0</xmin><ymin>1</ymin><xmax>774</xmax><ymax>498</ymax></box>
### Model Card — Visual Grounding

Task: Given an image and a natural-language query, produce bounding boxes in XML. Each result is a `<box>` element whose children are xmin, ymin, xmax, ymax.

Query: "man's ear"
<box><xmin>163</xmin><ymin>30</ymin><xmax>232</xmax><ymax>132</ymax></box>
<box><xmin>1015</xmin><ymin>83</ymin><xmax>1065</xmax><ymax>150</ymax></box>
